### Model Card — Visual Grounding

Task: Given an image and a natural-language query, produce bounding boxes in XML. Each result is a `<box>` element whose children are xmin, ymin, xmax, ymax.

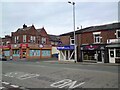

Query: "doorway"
<box><xmin>22</xmin><ymin>49</ymin><xmax>26</xmax><ymax>58</ymax></box>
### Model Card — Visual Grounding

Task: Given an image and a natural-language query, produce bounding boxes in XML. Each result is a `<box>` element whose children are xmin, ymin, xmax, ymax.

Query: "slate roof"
<box><xmin>49</xmin><ymin>34</ymin><xmax>60</xmax><ymax>42</ymax></box>
<box><xmin>60</xmin><ymin>22</ymin><xmax>120</xmax><ymax>36</ymax></box>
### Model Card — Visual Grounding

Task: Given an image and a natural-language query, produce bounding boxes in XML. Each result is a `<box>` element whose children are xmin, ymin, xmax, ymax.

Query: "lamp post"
<box><xmin>68</xmin><ymin>1</ymin><xmax>77</xmax><ymax>63</ymax></box>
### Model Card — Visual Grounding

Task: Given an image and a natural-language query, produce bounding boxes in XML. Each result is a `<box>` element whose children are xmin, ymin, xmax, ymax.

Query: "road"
<box><xmin>0</xmin><ymin>60</ymin><xmax>119</xmax><ymax>89</ymax></box>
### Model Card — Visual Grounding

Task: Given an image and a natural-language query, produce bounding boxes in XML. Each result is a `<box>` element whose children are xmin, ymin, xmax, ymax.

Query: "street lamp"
<box><xmin>68</xmin><ymin>1</ymin><xmax>77</xmax><ymax>63</ymax></box>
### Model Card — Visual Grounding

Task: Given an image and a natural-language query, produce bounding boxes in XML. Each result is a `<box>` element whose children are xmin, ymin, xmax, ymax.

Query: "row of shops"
<box><xmin>57</xmin><ymin>44</ymin><xmax>120</xmax><ymax>63</ymax></box>
<box><xmin>1</xmin><ymin>44</ymin><xmax>52</xmax><ymax>60</ymax></box>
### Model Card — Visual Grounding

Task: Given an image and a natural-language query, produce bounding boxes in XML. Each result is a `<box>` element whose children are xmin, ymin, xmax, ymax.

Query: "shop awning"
<box><xmin>106</xmin><ymin>44</ymin><xmax>120</xmax><ymax>48</ymax></box>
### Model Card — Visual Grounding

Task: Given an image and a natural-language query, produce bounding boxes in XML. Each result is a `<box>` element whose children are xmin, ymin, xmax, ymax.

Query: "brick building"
<box><xmin>1</xmin><ymin>24</ymin><xmax>53</xmax><ymax>60</ymax></box>
<box><xmin>58</xmin><ymin>22</ymin><xmax>120</xmax><ymax>63</ymax></box>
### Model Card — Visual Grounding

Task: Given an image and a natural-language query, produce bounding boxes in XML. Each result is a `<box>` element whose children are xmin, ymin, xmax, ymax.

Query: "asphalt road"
<box><xmin>0</xmin><ymin>60</ymin><xmax>120</xmax><ymax>89</ymax></box>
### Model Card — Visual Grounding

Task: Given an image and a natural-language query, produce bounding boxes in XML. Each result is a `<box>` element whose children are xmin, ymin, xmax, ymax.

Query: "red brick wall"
<box><xmin>11</xmin><ymin>26</ymin><xmax>50</xmax><ymax>45</ymax></box>
<box><xmin>81</xmin><ymin>32</ymin><xmax>93</xmax><ymax>44</ymax></box>
<box><xmin>81</xmin><ymin>30</ymin><xmax>116</xmax><ymax>44</ymax></box>
<box><xmin>60</xmin><ymin>36</ymin><xmax>70</xmax><ymax>45</ymax></box>
<box><xmin>39</xmin><ymin>28</ymin><xmax>50</xmax><ymax>45</ymax></box>
<box><xmin>101</xmin><ymin>30</ymin><xmax>116</xmax><ymax>43</ymax></box>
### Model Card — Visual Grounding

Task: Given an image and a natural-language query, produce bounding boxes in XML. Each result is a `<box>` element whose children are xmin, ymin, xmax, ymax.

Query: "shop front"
<box><xmin>0</xmin><ymin>45</ymin><xmax>11</xmax><ymax>60</ymax></box>
<box><xmin>11</xmin><ymin>44</ymin><xmax>52</xmax><ymax>60</ymax></box>
<box><xmin>106</xmin><ymin>44</ymin><xmax>120</xmax><ymax>63</ymax></box>
<box><xmin>80</xmin><ymin>44</ymin><xmax>106</xmax><ymax>63</ymax></box>
<box><xmin>57</xmin><ymin>45</ymin><xmax>75</xmax><ymax>61</ymax></box>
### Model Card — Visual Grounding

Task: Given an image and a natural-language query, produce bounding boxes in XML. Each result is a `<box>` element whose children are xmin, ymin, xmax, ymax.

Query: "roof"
<box><xmin>17</xmin><ymin>26</ymin><xmax>32</xmax><ymax>32</ymax></box>
<box><xmin>49</xmin><ymin>34</ymin><xmax>60</xmax><ymax>42</ymax></box>
<box><xmin>60</xmin><ymin>22</ymin><xmax>120</xmax><ymax>36</ymax></box>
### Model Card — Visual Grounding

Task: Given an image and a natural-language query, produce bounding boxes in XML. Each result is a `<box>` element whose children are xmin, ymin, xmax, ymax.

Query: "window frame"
<box><xmin>93</xmin><ymin>32</ymin><xmax>102</xmax><ymax>44</ymax></box>
<box><xmin>70</xmin><ymin>37</ymin><xmax>75</xmax><ymax>45</ymax></box>
<box><xmin>116</xmin><ymin>30</ymin><xmax>120</xmax><ymax>38</ymax></box>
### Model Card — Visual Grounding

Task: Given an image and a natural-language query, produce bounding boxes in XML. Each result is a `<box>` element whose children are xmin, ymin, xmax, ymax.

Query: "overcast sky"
<box><xmin>0</xmin><ymin>0</ymin><xmax>119</xmax><ymax>37</ymax></box>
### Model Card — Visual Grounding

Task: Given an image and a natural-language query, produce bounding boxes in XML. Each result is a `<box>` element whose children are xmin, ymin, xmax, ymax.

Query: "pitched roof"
<box><xmin>60</xmin><ymin>22</ymin><xmax>120</xmax><ymax>36</ymax></box>
<box><xmin>76</xmin><ymin>22</ymin><xmax>120</xmax><ymax>34</ymax></box>
<box><xmin>49</xmin><ymin>34</ymin><xmax>60</xmax><ymax>41</ymax></box>
<box><xmin>17</xmin><ymin>26</ymin><xmax>32</xmax><ymax>32</ymax></box>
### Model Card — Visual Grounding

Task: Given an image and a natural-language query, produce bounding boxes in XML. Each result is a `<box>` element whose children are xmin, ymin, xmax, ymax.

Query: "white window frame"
<box><xmin>14</xmin><ymin>36</ymin><xmax>17</xmax><ymax>43</ymax></box>
<box><xmin>23</xmin><ymin>35</ymin><xmax>26</xmax><ymax>42</ymax></box>
<box><xmin>93</xmin><ymin>32</ymin><xmax>101</xmax><ymax>44</ymax></box>
<box><xmin>116</xmin><ymin>30</ymin><xmax>120</xmax><ymax>38</ymax></box>
<box><xmin>41</xmin><ymin>37</ymin><xmax>46</xmax><ymax>44</ymax></box>
<box><xmin>70</xmin><ymin>37</ymin><xmax>75</xmax><ymax>45</ymax></box>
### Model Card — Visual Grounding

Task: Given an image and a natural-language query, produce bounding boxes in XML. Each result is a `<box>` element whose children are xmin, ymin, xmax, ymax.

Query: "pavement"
<box><xmin>7</xmin><ymin>57</ymin><xmax>120</xmax><ymax>66</ymax></box>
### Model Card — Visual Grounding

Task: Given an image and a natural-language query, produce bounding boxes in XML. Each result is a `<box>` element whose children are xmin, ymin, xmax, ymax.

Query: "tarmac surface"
<box><xmin>0</xmin><ymin>58</ymin><xmax>120</xmax><ymax>89</ymax></box>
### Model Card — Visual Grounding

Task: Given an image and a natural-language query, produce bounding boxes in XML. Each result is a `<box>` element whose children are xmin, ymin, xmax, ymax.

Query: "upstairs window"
<box><xmin>30</xmin><ymin>36</ymin><xmax>36</xmax><ymax>43</ymax></box>
<box><xmin>14</xmin><ymin>36</ymin><xmax>17</xmax><ymax>43</ymax></box>
<box><xmin>41</xmin><ymin>37</ymin><xmax>46</xmax><ymax>44</ymax></box>
<box><xmin>23</xmin><ymin>35</ymin><xmax>26</xmax><ymax>43</ymax></box>
<box><xmin>116</xmin><ymin>30</ymin><xmax>120</xmax><ymax>38</ymax></box>
<box><xmin>70</xmin><ymin>36</ymin><xmax>74</xmax><ymax>45</ymax></box>
<box><xmin>93</xmin><ymin>32</ymin><xmax>102</xmax><ymax>43</ymax></box>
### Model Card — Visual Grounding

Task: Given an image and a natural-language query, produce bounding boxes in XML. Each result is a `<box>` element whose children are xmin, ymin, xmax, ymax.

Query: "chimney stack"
<box><xmin>23</xmin><ymin>24</ymin><xmax>27</xmax><ymax>28</ymax></box>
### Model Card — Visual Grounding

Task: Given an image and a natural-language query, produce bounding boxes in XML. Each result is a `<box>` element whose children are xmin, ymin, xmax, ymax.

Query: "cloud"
<box><xmin>1</xmin><ymin>1</ymin><xmax>118</xmax><ymax>37</ymax></box>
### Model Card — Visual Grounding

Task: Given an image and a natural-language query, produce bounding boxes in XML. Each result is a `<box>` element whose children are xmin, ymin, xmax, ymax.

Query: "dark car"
<box><xmin>0</xmin><ymin>55</ymin><xmax>7</xmax><ymax>61</ymax></box>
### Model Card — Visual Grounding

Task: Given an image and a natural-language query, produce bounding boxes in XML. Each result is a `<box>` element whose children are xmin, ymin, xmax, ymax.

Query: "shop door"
<box><xmin>109</xmin><ymin>49</ymin><xmax>115</xmax><ymax>63</ymax></box>
<box><xmin>97</xmin><ymin>51</ymin><xmax>102</xmax><ymax>62</ymax></box>
<box><xmin>22</xmin><ymin>49</ymin><xmax>26</xmax><ymax>58</ymax></box>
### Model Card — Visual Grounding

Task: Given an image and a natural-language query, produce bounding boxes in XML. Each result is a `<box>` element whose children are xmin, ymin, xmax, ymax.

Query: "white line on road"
<box><xmin>10</xmin><ymin>85</ymin><xmax>19</xmax><ymax>88</ymax></box>
<box><xmin>0</xmin><ymin>87</ymin><xmax>5</xmax><ymax>89</ymax></box>
<box><xmin>2</xmin><ymin>82</ymin><xmax>10</xmax><ymax>85</ymax></box>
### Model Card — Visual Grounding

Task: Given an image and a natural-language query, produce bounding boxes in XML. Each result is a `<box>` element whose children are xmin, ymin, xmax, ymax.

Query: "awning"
<box><xmin>106</xmin><ymin>44</ymin><xmax>120</xmax><ymax>48</ymax></box>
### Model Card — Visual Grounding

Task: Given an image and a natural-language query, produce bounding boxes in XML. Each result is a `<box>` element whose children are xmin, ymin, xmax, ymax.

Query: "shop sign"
<box><xmin>20</xmin><ymin>44</ymin><xmax>28</xmax><ymax>48</ymax></box>
<box><xmin>85</xmin><ymin>45</ymin><xmax>98</xmax><ymax>50</ymax></box>
<box><xmin>0</xmin><ymin>45</ymin><xmax>11</xmax><ymax>49</ymax></box>
<box><xmin>57</xmin><ymin>45</ymin><xmax>74</xmax><ymax>50</ymax></box>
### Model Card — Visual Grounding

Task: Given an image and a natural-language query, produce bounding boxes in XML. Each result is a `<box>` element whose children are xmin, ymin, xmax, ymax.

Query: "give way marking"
<box><xmin>50</xmin><ymin>79</ymin><xmax>85</xmax><ymax>89</ymax></box>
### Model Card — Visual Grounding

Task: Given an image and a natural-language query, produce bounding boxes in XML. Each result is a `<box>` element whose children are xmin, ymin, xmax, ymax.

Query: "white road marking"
<box><xmin>50</xmin><ymin>79</ymin><xmax>85</xmax><ymax>89</ymax></box>
<box><xmin>2</xmin><ymin>82</ymin><xmax>10</xmax><ymax>85</ymax></box>
<box><xmin>10</xmin><ymin>85</ymin><xmax>19</xmax><ymax>88</ymax></box>
<box><xmin>4</xmin><ymin>72</ymin><xmax>40</xmax><ymax>80</ymax></box>
<box><xmin>0</xmin><ymin>87</ymin><xmax>5</xmax><ymax>89</ymax></box>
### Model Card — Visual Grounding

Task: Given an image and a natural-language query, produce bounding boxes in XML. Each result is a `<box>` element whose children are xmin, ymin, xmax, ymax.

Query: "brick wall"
<box><xmin>60</xmin><ymin>36</ymin><xmax>70</xmax><ymax>45</ymax></box>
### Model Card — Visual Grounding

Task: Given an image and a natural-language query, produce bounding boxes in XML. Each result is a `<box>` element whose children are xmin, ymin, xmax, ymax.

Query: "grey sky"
<box><xmin>0</xmin><ymin>0</ymin><xmax>119</xmax><ymax>37</ymax></box>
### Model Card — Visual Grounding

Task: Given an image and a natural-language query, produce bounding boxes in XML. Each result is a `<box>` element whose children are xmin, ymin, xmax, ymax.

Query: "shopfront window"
<box><xmin>116</xmin><ymin>49</ymin><xmax>120</xmax><ymax>57</ymax></box>
<box><xmin>42</xmin><ymin>50</ymin><xmax>51</xmax><ymax>57</ymax></box>
<box><xmin>29</xmin><ymin>50</ymin><xmax>40</xmax><ymax>56</ymax></box>
<box><xmin>4</xmin><ymin>50</ymin><xmax>10</xmax><ymax>56</ymax></box>
<box><xmin>13</xmin><ymin>49</ymin><xmax>20</xmax><ymax>56</ymax></box>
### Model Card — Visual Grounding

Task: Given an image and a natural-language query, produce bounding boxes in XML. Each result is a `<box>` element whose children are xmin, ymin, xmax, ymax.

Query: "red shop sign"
<box><xmin>20</xmin><ymin>44</ymin><xmax>28</xmax><ymax>48</ymax></box>
<box><xmin>0</xmin><ymin>45</ymin><xmax>11</xmax><ymax>49</ymax></box>
<box><xmin>86</xmin><ymin>45</ymin><xmax>98</xmax><ymax>50</ymax></box>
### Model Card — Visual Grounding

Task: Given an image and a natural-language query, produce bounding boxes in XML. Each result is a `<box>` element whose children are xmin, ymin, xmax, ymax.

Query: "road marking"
<box><xmin>10</xmin><ymin>85</ymin><xmax>19</xmax><ymax>88</ymax></box>
<box><xmin>0</xmin><ymin>87</ymin><xmax>5</xmax><ymax>89</ymax></box>
<box><xmin>50</xmin><ymin>79</ymin><xmax>85</xmax><ymax>89</ymax></box>
<box><xmin>18</xmin><ymin>74</ymin><xmax>39</xmax><ymax>80</ymax></box>
<box><xmin>4</xmin><ymin>72</ymin><xmax>40</xmax><ymax>80</ymax></box>
<box><xmin>2</xmin><ymin>82</ymin><xmax>10</xmax><ymax>85</ymax></box>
